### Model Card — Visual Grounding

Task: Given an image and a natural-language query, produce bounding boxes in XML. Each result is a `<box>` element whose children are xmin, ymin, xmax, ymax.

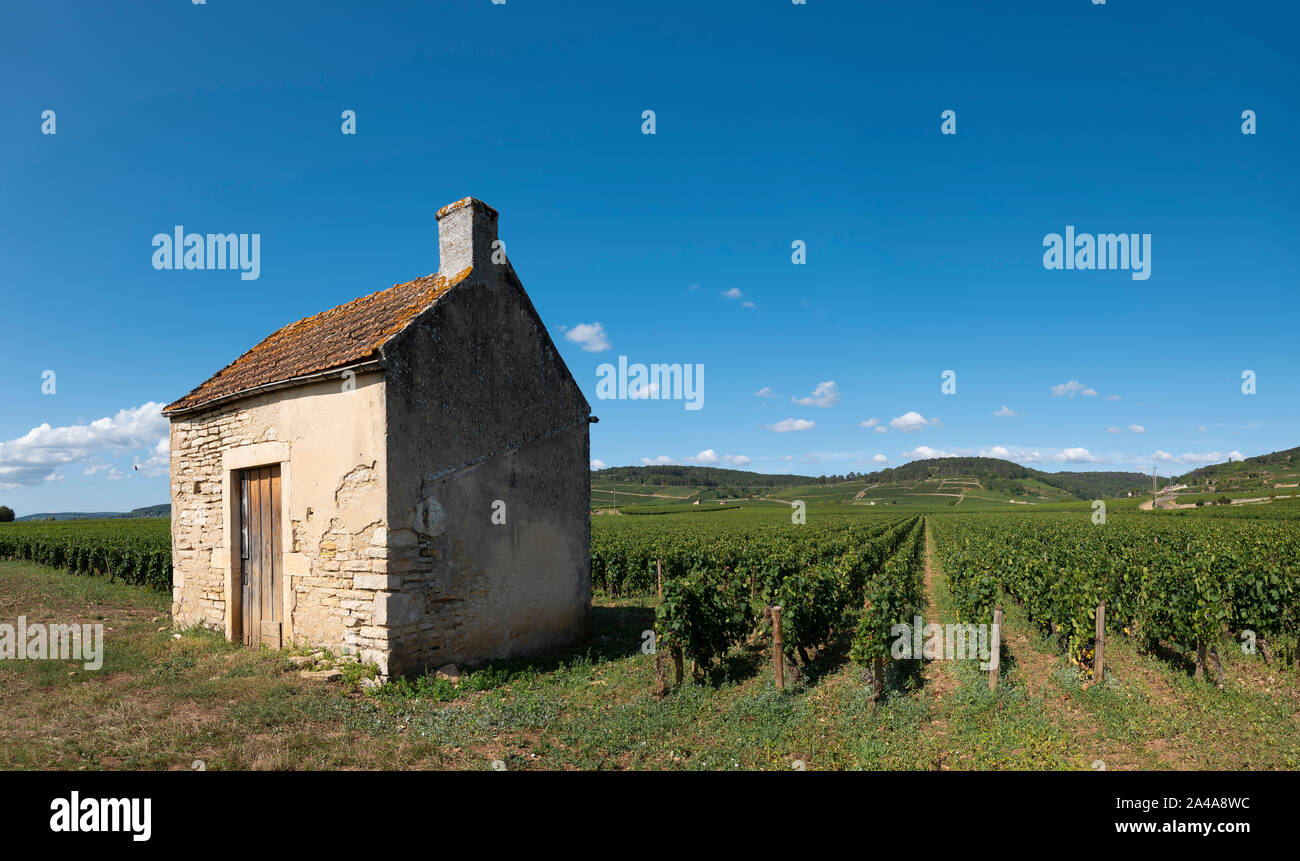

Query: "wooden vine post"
<box><xmin>772</xmin><ymin>605</ymin><xmax>785</xmax><ymax>690</ymax></box>
<box><xmin>656</xmin><ymin>558</ymin><xmax>662</xmax><ymax>599</ymax></box>
<box><xmin>1209</xmin><ymin>645</ymin><xmax>1224</xmax><ymax>688</ymax></box>
<box><xmin>988</xmin><ymin>607</ymin><xmax>1003</xmax><ymax>691</ymax></box>
<box><xmin>1093</xmin><ymin>601</ymin><xmax>1106</xmax><ymax>683</ymax></box>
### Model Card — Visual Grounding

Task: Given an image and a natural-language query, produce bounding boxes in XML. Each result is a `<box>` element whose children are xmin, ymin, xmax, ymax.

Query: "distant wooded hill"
<box><xmin>592</xmin><ymin>466</ymin><xmax>811</xmax><ymax>487</ymax></box>
<box><xmin>867</xmin><ymin>457</ymin><xmax>1149</xmax><ymax>499</ymax></box>
<box><xmin>14</xmin><ymin>504</ymin><xmax>170</xmax><ymax>522</ymax></box>
<box><xmin>593</xmin><ymin>459</ymin><xmax>1150</xmax><ymax>500</ymax></box>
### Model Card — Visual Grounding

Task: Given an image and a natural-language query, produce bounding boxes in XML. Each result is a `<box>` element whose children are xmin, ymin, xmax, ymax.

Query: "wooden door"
<box><xmin>238</xmin><ymin>465</ymin><xmax>282</xmax><ymax>648</ymax></box>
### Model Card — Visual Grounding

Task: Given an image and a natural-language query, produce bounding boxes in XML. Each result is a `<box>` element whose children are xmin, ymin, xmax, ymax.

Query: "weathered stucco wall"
<box><xmin>169</xmin><ymin>372</ymin><xmax>390</xmax><ymax>665</ymax></box>
<box><xmin>380</xmin><ymin>263</ymin><xmax>592</xmax><ymax>677</ymax></box>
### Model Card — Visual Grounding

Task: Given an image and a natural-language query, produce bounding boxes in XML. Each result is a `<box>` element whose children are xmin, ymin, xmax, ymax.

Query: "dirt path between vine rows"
<box><xmin>918</xmin><ymin>518</ymin><xmax>962</xmax><ymax>767</ymax></box>
<box><xmin>920</xmin><ymin>520</ymin><xmax>958</xmax><ymax>697</ymax></box>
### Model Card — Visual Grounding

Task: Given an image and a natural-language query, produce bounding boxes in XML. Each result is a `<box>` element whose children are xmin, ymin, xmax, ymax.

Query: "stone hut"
<box><xmin>162</xmin><ymin>198</ymin><xmax>592</xmax><ymax>677</ymax></box>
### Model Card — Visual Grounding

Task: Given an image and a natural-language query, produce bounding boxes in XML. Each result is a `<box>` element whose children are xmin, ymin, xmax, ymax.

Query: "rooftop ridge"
<box><xmin>162</xmin><ymin>265</ymin><xmax>472</xmax><ymax>416</ymax></box>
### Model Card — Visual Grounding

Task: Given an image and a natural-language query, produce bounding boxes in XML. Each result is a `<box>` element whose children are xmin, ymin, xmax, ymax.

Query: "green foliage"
<box><xmin>642</xmin><ymin>513</ymin><xmax>921</xmax><ymax>674</ymax></box>
<box><xmin>0</xmin><ymin>518</ymin><xmax>171</xmax><ymax>590</ymax></box>
<box><xmin>0</xmin><ymin>506</ymin><xmax>13</xmax><ymax>523</ymax></box>
<box><xmin>656</xmin><ymin>567</ymin><xmax>755</xmax><ymax>670</ymax></box>
<box><xmin>772</xmin><ymin>566</ymin><xmax>847</xmax><ymax>657</ymax></box>
<box><xmin>373</xmin><ymin>674</ymin><xmax>460</xmax><ymax>702</ymax></box>
<box><xmin>850</xmin><ymin>519</ymin><xmax>926</xmax><ymax>666</ymax></box>
<box><xmin>930</xmin><ymin>511</ymin><xmax>1300</xmax><ymax>671</ymax></box>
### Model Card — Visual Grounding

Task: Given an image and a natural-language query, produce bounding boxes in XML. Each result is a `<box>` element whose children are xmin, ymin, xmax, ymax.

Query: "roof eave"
<box><xmin>161</xmin><ymin>358</ymin><xmax>385</xmax><ymax>419</ymax></box>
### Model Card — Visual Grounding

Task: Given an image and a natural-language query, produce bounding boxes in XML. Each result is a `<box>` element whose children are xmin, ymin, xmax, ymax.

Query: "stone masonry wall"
<box><xmin>169</xmin><ymin>372</ymin><xmax>393</xmax><ymax>671</ymax></box>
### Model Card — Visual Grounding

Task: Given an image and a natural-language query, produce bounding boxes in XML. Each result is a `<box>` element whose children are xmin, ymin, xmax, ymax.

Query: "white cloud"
<box><xmin>800</xmin><ymin>449</ymin><xmax>877</xmax><ymax>463</ymax></box>
<box><xmin>1081</xmin><ymin>388</ymin><xmax>1098</xmax><ymax>397</ymax></box>
<box><xmin>590</xmin><ymin>459</ymin><xmax>607</xmax><ymax>470</ymax></box>
<box><xmin>1150</xmin><ymin>451</ymin><xmax>1242</xmax><ymax>466</ymax></box>
<box><xmin>892</xmin><ymin>443</ymin><xmax>1073</xmax><ymax>465</ymax></box>
<box><xmin>1128</xmin><ymin>424</ymin><xmax>1145</xmax><ymax>433</ymax></box>
<box><xmin>722</xmin><ymin>288</ymin><xmax>744</xmax><ymax>299</ymax></box>
<box><xmin>993</xmin><ymin>405</ymin><xmax>1018</xmax><ymax>417</ymax></box>
<box><xmin>563</xmin><ymin>322</ymin><xmax>611</xmax><ymax>352</ymax></box>
<box><xmin>688</xmin><ymin>449</ymin><xmax>719</xmax><ymax>465</ymax></box>
<box><xmin>741</xmin><ymin>301</ymin><xmax>757</xmax><ymax>309</ymax></box>
<box><xmin>1107</xmin><ymin>426</ymin><xmax>1121</xmax><ymax>433</ymax></box>
<box><xmin>1196</xmin><ymin>426</ymin><xmax>1207</xmax><ymax>433</ymax></box>
<box><xmin>903</xmin><ymin>446</ymin><xmax>950</xmax><ymax>460</ymax></box>
<box><xmin>872</xmin><ymin>454</ymin><xmax>889</xmax><ymax>463</ymax></box>
<box><xmin>639</xmin><ymin>455</ymin><xmax>677</xmax><ymax>466</ymax></box>
<box><xmin>754</xmin><ymin>386</ymin><xmax>777</xmax><ymax>398</ymax></box>
<box><xmin>889</xmin><ymin>411</ymin><xmax>939</xmax><ymax>433</ymax></box>
<box><xmin>1050</xmin><ymin>380</ymin><xmax>1088</xmax><ymax>398</ymax></box>
<box><xmin>766</xmin><ymin>418</ymin><xmax>815</xmax><ymax>433</ymax></box>
<box><xmin>0</xmin><ymin>402</ymin><xmax>168</xmax><ymax>490</ymax></box>
<box><xmin>874</xmin><ymin>425</ymin><xmax>887</xmax><ymax>434</ymax></box>
<box><xmin>628</xmin><ymin>381</ymin><xmax>659</xmax><ymax>399</ymax></box>
<box><xmin>1106</xmin><ymin>395</ymin><xmax>1121</xmax><ymax>401</ymax></box>
<box><xmin>132</xmin><ymin>437</ymin><xmax>170</xmax><ymax>478</ymax></box>
<box><xmin>793</xmin><ymin>381</ymin><xmax>841</xmax><ymax>408</ymax></box>
<box><xmin>976</xmin><ymin>445</ymin><xmax>1044</xmax><ymax>463</ymax></box>
<box><xmin>860</xmin><ymin>417</ymin><xmax>879</xmax><ymax>428</ymax></box>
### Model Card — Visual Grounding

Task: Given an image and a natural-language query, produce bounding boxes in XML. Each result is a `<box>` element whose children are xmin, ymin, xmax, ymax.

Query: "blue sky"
<box><xmin>1</xmin><ymin>0</ymin><xmax>1296</xmax><ymax>514</ymax></box>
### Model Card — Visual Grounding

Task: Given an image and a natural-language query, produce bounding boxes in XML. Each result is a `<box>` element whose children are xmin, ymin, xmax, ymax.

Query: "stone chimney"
<box><xmin>436</xmin><ymin>197</ymin><xmax>499</xmax><ymax>276</ymax></box>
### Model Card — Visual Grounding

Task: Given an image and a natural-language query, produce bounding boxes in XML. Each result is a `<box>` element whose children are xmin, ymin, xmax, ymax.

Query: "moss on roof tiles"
<box><xmin>163</xmin><ymin>266</ymin><xmax>472</xmax><ymax>415</ymax></box>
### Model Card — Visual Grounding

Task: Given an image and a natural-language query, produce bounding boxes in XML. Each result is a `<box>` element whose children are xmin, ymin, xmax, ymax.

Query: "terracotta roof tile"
<box><xmin>163</xmin><ymin>267</ymin><xmax>471</xmax><ymax>415</ymax></box>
